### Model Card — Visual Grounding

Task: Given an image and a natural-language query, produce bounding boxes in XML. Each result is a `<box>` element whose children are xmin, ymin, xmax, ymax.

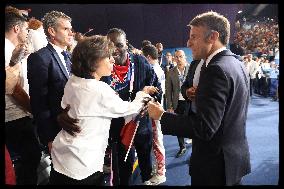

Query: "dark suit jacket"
<box><xmin>27</xmin><ymin>43</ymin><xmax>69</xmax><ymax>145</ymax></box>
<box><xmin>165</xmin><ymin>65</ymin><xmax>189</xmax><ymax>110</ymax></box>
<box><xmin>160</xmin><ymin>49</ymin><xmax>251</xmax><ymax>185</ymax></box>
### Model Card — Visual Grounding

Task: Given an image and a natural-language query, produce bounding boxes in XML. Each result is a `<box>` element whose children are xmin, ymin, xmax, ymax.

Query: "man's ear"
<box><xmin>13</xmin><ymin>25</ymin><xmax>20</xmax><ymax>34</ymax></box>
<box><xmin>210</xmin><ymin>31</ymin><xmax>219</xmax><ymax>43</ymax></box>
<box><xmin>48</xmin><ymin>27</ymin><xmax>56</xmax><ymax>39</ymax></box>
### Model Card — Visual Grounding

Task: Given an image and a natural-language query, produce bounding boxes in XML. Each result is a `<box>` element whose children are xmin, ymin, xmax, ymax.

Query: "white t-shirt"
<box><xmin>51</xmin><ymin>75</ymin><xmax>149</xmax><ymax>180</ymax></box>
<box><xmin>152</xmin><ymin>63</ymin><xmax>165</xmax><ymax>97</ymax></box>
<box><xmin>30</xmin><ymin>27</ymin><xmax>48</xmax><ymax>52</ymax></box>
<box><xmin>5</xmin><ymin>38</ymin><xmax>30</xmax><ymax>122</ymax></box>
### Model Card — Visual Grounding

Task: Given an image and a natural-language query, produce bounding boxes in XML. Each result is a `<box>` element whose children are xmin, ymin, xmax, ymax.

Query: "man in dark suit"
<box><xmin>148</xmin><ymin>11</ymin><xmax>251</xmax><ymax>186</ymax></box>
<box><xmin>27</xmin><ymin>11</ymin><xmax>74</xmax><ymax>153</ymax></box>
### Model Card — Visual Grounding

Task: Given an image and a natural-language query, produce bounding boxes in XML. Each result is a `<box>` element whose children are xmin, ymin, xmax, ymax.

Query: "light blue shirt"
<box><xmin>269</xmin><ymin>68</ymin><xmax>279</xmax><ymax>79</ymax></box>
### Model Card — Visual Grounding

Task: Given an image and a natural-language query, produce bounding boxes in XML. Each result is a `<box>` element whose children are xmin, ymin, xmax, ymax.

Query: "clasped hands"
<box><xmin>186</xmin><ymin>86</ymin><xmax>197</xmax><ymax>101</ymax></box>
<box><xmin>57</xmin><ymin>86</ymin><xmax>164</xmax><ymax>137</ymax></box>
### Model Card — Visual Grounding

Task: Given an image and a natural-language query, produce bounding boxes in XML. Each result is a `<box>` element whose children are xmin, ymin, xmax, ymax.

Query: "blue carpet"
<box><xmin>133</xmin><ymin>95</ymin><xmax>279</xmax><ymax>185</ymax></box>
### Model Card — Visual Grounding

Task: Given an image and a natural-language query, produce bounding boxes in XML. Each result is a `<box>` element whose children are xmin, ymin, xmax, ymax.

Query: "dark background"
<box><xmin>9</xmin><ymin>4</ymin><xmax>277</xmax><ymax>49</ymax></box>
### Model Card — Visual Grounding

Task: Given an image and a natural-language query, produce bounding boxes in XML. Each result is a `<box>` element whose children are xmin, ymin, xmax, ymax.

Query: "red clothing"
<box><xmin>5</xmin><ymin>145</ymin><xmax>16</xmax><ymax>185</ymax></box>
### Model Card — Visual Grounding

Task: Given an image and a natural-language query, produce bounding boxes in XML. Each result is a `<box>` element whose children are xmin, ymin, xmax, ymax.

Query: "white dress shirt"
<box><xmin>152</xmin><ymin>62</ymin><xmax>165</xmax><ymax>96</ymax></box>
<box><xmin>51</xmin><ymin>75</ymin><xmax>149</xmax><ymax>180</ymax></box>
<box><xmin>191</xmin><ymin>59</ymin><xmax>204</xmax><ymax>113</ymax></box>
<box><xmin>177</xmin><ymin>67</ymin><xmax>186</xmax><ymax>101</ymax></box>
<box><xmin>205</xmin><ymin>47</ymin><xmax>226</xmax><ymax>67</ymax></box>
<box><xmin>49</xmin><ymin>43</ymin><xmax>70</xmax><ymax>75</ymax></box>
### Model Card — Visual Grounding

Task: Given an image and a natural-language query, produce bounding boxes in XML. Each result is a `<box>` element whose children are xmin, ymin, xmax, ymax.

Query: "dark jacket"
<box><xmin>27</xmin><ymin>43</ymin><xmax>69</xmax><ymax>145</ymax></box>
<box><xmin>160</xmin><ymin>49</ymin><xmax>251</xmax><ymax>185</ymax></box>
<box><xmin>102</xmin><ymin>53</ymin><xmax>162</xmax><ymax>136</ymax></box>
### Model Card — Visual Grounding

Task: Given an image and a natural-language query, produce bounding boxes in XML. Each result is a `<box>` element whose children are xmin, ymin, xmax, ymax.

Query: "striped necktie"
<box><xmin>61</xmin><ymin>50</ymin><xmax>72</xmax><ymax>75</ymax></box>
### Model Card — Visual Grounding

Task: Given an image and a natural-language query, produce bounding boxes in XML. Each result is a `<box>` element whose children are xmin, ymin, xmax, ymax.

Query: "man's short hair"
<box><xmin>188</xmin><ymin>11</ymin><xmax>230</xmax><ymax>46</ymax></box>
<box><xmin>42</xmin><ymin>11</ymin><xmax>71</xmax><ymax>40</ymax></box>
<box><xmin>141</xmin><ymin>40</ymin><xmax>152</xmax><ymax>48</ymax></box>
<box><xmin>142</xmin><ymin>44</ymin><xmax>158</xmax><ymax>60</ymax></box>
<box><xmin>5</xmin><ymin>11</ymin><xmax>28</xmax><ymax>32</ymax></box>
<box><xmin>107</xmin><ymin>28</ymin><xmax>126</xmax><ymax>38</ymax></box>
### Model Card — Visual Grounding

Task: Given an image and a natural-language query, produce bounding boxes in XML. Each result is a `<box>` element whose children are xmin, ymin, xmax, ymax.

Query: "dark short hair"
<box><xmin>188</xmin><ymin>11</ymin><xmax>230</xmax><ymax>46</ymax></box>
<box><xmin>141</xmin><ymin>40</ymin><xmax>152</xmax><ymax>48</ymax></box>
<box><xmin>5</xmin><ymin>11</ymin><xmax>28</xmax><ymax>32</ymax></box>
<box><xmin>71</xmin><ymin>35</ymin><xmax>115</xmax><ymax>79</ymax></box>
<box><xmin>142</xmin><ymin>44</ymin><xmax>158</xmax><ymax>60</ymax></box>
<box><xmin>107</xmin><ymin>28</ymin><xmax>126</xmax><ymax>38</ymax></box>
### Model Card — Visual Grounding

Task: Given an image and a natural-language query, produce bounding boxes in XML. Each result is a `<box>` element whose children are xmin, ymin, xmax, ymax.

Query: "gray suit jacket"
<box><xmin>165</xmin><ymin>65</ymin><xmax>189</xmax><ymax>110</ymax></box>
<box><xmin>161</xmin><ymin>50</ymin><xmax>251</xmax><ymax>185</ymax></box>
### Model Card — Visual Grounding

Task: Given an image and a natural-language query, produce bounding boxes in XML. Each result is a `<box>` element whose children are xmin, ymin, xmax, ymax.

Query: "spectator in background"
<box><xmin>28</xmin><ymin>17</ymin><xmax>48</xmax><ymax>52</ymax></box>
<box><xmin>260</xmin><ymin>59</ymin><xmax>271</xmax><ymax>97</ymax></box>
<box><xmin>142</xmin><ymin>44</ymin><xmax>166</xmax><ymax>185</ymax></box>
<box><xmin>268</xmin><ymin>61</ymin><xmax>279</xmax><ymax>101</ymax></box>
<box><xmin>162</xmin><ymin>52</ymin><xmax>175</xmax><ymax>76</ymax></box>
<box><xmin>247</xmin><ymin>54</ymin><xmax>259</xmax><ymax>96</ymax></box>
<box><xmin>141</xmin><ymin>39</ymin><xmax>152</xmax><ymax>49</ymax></box>
<box><xmin>67</xmin><ymin>31</ymin><xmax>85</xmax><ymax>53</ymax></box>
<box><xmin>155</xmin><ymin>42</ymin><xmax>164</xmax><ymax>65</ymax></box>
<box><xmin>5</xmin><ymin>9</ymin><xmax>41</xmax><ymax>185</ymax></box>
<box><xmin>166</xmin><ymin>50</ymin><xmax>190</xmax><ymax>158</ymax></box>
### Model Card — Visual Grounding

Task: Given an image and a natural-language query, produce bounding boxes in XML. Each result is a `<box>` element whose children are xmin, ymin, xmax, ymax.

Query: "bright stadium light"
<box><xmin>238</xmin><ymin>10</ymin><xmax>242</xmax><ymax>13</ymax></box>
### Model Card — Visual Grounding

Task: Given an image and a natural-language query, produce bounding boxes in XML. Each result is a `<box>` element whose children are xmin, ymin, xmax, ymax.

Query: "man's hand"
<box><xmin>9</xmin><ymin>43</ymin><xmax>29</xmax><ymax>66</ymax></box>
<box><xmin>143</xmin><ymin>86</ymin><xmax>159</xmax><ymax>95</ymax></box>
<box><xmin>167</xmin><ymin>108</ymin><xmax>174</xmax><ymax>113</ymax></box>
<box><xmin>147</xmin><ymin>101</ymin><xmax>165</xmax><ymax>120</ymax></box>
<box><xmin>11</xmin><ymin>82</ymin><xmax>31</xmax><ymax>113</ymax></box>
<box><xmin>186</xmin><ymin>86</ymin><xmax>197</xmax><ymax>101</ymax></box>
<box><xmin>57</xmin><ymin>105</ymin><xmax>81</xmax><ymax>136</ymax></box>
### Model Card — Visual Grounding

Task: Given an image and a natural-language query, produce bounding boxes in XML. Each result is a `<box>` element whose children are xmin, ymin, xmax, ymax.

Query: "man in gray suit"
<box><xmin>165</xmin><ymin>50</ymin><xmax>189</xmax><ymax>158</ymax></box>
<box><xmin>148</xmin><ymin>11</ymin><xmax>251</xmax><ymax>185</ymax></box>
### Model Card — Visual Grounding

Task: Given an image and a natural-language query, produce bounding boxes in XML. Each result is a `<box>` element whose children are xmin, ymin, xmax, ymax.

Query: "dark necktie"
<box><xmin>200</xmin><ymin>60</ymin><xmax>207</xmax><ymax>73</ymax></box>
<box><xmin>61</xmin><ymin>50</ymin><xmax>72</xmax><ymax>75</ymax></box>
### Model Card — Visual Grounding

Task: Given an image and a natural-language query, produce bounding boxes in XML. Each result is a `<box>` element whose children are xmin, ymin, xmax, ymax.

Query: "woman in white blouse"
<box><xmin>49</xmin><ymin>35</ymin><xmax>157</xmax><ymax>185</ymax></box>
